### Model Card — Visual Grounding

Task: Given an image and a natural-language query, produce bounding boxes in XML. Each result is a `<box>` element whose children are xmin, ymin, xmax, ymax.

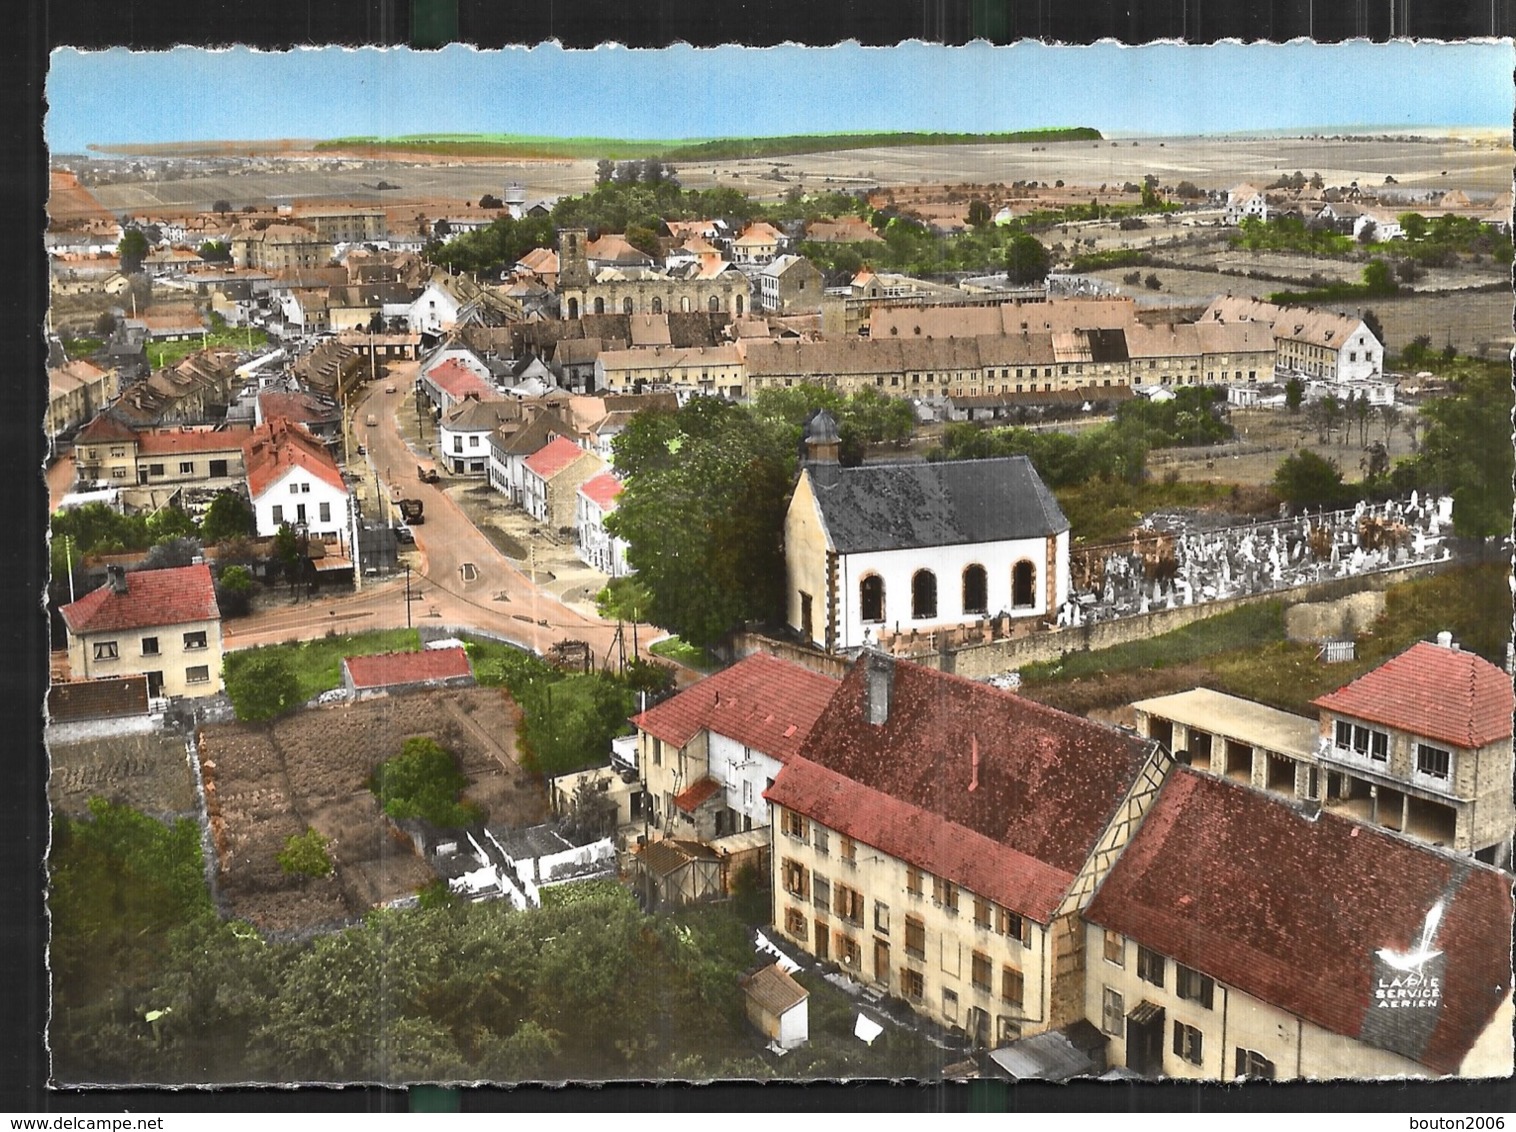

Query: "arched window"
<box><xmin>735</xmin><ymin>294</ymin><xmax>745</xmax><ymax>317</ymax></box>
<box><xmin>860</xmin><ymin>575</ymin><xmax>884</xmax><ymax>623</ymax></box>
<box><xmin>708</xmin><ymin>295</ymin><xmax>721</xmax><ymax>313</ymax></box>
<box><xmin>622</xmin><ymin>297</ymin><xmax>634</xmax><ymax>314</ymax></box>
<box><xmin>593</xmin><ymin>296</ymin><xmax>605</xmax><ymax>314</ymax></box>
<box><xmin>962</xmin><ymin>564</ymin><xmax>987</xmax><ymax>615</ymax></box>
<box><xmin>1012</xmin><ymin>560</ymin><xmax>1036</xmax><ymax>608</ymax></box>
<box><xmin>911</xmin><ymin>570</ymin><xmax>937</xmax><ymax>620</ymax></box>
<box><xmin>651</xmin><ymin>296</ymin><xmax>663</xmax><ymax>314</ymax></box>
<box><xmin>681</xmin><ymin>296</ymin><xmax>692</xmax><ymax>313</ymax></box>
<box><xmin>566</xmin><ymin>297</ymin><xmax>579</xmax><ymax>319</ymax></box>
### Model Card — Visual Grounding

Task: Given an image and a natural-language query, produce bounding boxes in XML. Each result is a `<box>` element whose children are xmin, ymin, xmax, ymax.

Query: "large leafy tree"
<box><xmin>222</xmin><ymin>648</ymin><xmax>302</xmax><ymax>721</ymax></box>
<box><xmin>607</xmin><ymin>398</ymin><xmax>794</xmax><ymax>647</ymax></box>
<box><xmin>1396</xmin><ymin>364</ymin><xmax>1515</xmax><ymax>540</ymax></box>
<box><xmin>1273</xmin><ymin>450</ymin><xmax>1349</xmax><ymax>509</ymax></box>
<box><xmin>199</xmin><ymin>490</ymin><xmax>256</xmax><ymax>545</ymax></box>
<box><xmin>1005</xmin><ymin>232</ymin><xmax>1051</xmax><ymax>285</ymax></box>
<box><xmin>117</xmin><ymin>228</ymin><xmax>149</xmax><ymax>274</ymax></box>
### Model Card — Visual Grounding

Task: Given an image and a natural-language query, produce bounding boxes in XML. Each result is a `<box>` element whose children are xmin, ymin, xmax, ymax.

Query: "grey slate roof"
<box><xmin>809</xmin><ymin>456</ymin><xmax>1068</xmax><ymax>554</ymax></box>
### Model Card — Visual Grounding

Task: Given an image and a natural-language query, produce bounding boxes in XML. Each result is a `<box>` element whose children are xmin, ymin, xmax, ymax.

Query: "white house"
<box><xmin>784</xmin><ymin>411</ymin><xmax>1071</xmax><ymax>653</ymax></box>
<box><xmin>243</xmin><ymin>419</ymin><xmax>351</xmax><ymax>539</ymax></box>
<box><xmin>1224</xmin><ymin>184</ymin><xmax>1269</xmax><ymax>225</ymax></box>
<box><xmin>1201</xmin><ymin>296</ymin><xmax>1384</xmax><ymax>384</ymax></box>
<box><xmin>575</xmin><ymin>470</ymin><xmax>632</xmax><ymax>577</ymax></box>
<box><xmin>438</xmin><ymin>397</ymin><xmax>521</xmax><ymax>476</ymax></box>
<box><xmin>419</xmin><ymin>343</ymin><xmax>492</xmax><ymax>385</ymax></box>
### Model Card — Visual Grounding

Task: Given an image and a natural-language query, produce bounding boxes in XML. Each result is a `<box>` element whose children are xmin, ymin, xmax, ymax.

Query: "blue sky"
<box><xmin>46</xmin><ymin>40</ymin><xmax>1512</xmax><ymax>153</ymax></box>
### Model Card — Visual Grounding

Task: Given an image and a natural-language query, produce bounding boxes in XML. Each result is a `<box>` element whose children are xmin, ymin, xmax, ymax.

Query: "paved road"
<box><xmin>226</xmin><ymin>367</ymin><xmax>655</xmax><ymax>672</ymax></box>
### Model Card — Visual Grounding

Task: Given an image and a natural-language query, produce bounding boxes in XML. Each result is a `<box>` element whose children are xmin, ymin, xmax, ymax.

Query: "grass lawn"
<box><xmin>146</xmin><ymin>327</ymin><xmax>269</xmax><ymax>369</ymax></box>
<box><xmin>231</xmin><ymin>627</ymin><xmax>421</xmax><ymax>703</ymax></box>
<box><xmin>649</xmin><ymin>635</ymin><xmax>718</xmax><ymax>673</ymax></box>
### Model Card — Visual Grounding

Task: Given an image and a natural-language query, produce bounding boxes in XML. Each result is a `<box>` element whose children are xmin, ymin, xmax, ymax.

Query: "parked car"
<box><xmin>393</xmin><ymin>524</ymin><xmax>415</xmax><ymax>544</ymax></box>
<box><xmin>385</xmin><ymin>384</ymin><xmax>396</xmax><ymax>393</ymax></box>
<box><xmin>417</xmin><ymin>464</ymin><xmax>440</xmax><ymax>484</ymax></box>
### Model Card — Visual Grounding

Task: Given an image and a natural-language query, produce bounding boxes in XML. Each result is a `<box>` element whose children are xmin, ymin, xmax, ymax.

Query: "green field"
<box><xmin>315</xmin><ymin>127</ymin><xmax>1102</xmax><ymax>162</ymax></box>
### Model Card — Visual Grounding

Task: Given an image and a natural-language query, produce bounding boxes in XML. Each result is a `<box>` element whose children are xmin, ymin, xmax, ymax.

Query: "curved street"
<box><xmin>224</xmin><ymin>363</ymin><xmax>657</xmax><ymax>672</ymax></box>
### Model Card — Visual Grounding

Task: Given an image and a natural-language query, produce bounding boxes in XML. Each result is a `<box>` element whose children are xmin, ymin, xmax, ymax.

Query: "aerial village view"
<box><xmin>41</xmin><ymin>42</ymin><xmax>1516</xmax><ymax>1087</ymax></box>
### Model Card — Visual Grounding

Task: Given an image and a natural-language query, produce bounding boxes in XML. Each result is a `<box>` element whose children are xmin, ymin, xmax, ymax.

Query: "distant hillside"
<box><xmin>312</xmin><ymin>128</ymin><xmax>1103</xmax><ymax>161</ymax></box>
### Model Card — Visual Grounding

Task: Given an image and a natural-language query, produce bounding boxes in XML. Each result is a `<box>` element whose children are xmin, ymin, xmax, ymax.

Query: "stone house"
<box><xmin>520</xmin><ymin>436</ymin><xmax>604</xmax><ymax>528</ymax></box>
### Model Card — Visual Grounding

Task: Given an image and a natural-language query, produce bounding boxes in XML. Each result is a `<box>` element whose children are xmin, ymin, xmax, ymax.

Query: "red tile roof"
<box><xmin>1086</xmin><ymin>768</ymin><xmax>1514</xmax><ymax>1075</ymax></box>
<box><xmin>523</xmin><ymin>435</ymin><xmax>593</xmax><ymax>481</ymax></box>
<box><xmin>766</xmin><ymin>656</ymin><xmax>1155</xmax><ymax>922</ymax></box>
<box><xmin>577</xmin><ymin>471</ymin><xmax>624</xmax><ymax>512</ymax></box>
<box><xmin>674</xmin><ymin>776</ymin><xmax>723</xmax><ymax>813</ymax></box>
<box><xmin>136</xmin><ymin>427</ymin><xmax>253</xmax><ymax>456</ymax></box>
<box><xmin>61</xmin><ymin>564</ymin><xmax>220</xmax><ymax>634</ymax></box>
<box><xmin>425</xmin><ymin>358</ymin><xmax>499</xmax><ymax>404</ymax></box>
<box><xmin>75</xmin><ymin>413</ymin><xmax>139</xmax><ymax>444</ymax></box>
<box><xmin>631</xmin><ymin>652</ymin><xmax>839</xmax><ymax>763</ymax></box>
<box><xmin>243</xmin><ymin>419</ymin><xmax>345</xmax><ymax>498</ymax></box>
<box><xmin>1313</xmin><ymin>641</ymin><xmax>1514</xmax><ymax>749</ymax></box>
<box><xmin>343</xmin><ymin>646</ymin><xmax>473</xmax><ymax>690</ymax></box>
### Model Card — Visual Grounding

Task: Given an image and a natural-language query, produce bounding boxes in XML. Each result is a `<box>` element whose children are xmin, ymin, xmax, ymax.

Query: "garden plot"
<box><xmin>198</xmin><ymin>686</ymin><xmax>543</xmax><ymax>934</ymax></box>
<box><xmin>47</xmin><ymin>731</ymin><xmax>198</xmax><ymax>819</ymax></box>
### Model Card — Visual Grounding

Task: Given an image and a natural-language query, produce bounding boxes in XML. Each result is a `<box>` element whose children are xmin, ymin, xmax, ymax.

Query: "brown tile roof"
<box><xmin>1086</xmin><ymin>768</ymin><xmax>1514</xmax><ymax>1075</ymax></box>
<box><xmin>257</xmin><ymin>390</ymin><xmax>342</xmax><ymax>429</ymax></box>
<box><xmin>343</xmin><ymin>646</ymin><xmax>472</xmax><ymax>690</ymax></box>
<box><xmin>243</xmin><ymin>419</ymin><xmax>344</xmax><ymax>497</ymax></box>
<box><xmin>638</xmin><ymin>837</ymin><xmax>721</xmax><ymax>877</ymax></box>
<box><xmin>740</xmin><ymin>962</ymin><xmax>809</xmax><ymax>1015</ymax></box>
<box><xmin>47</xmin><ymin>675</ymin><xmax>150</xmax><ymax>722</ymax></box>
<box><xmin>631</xmin><ymin>653</ymin><xmax>839</xmax><ymax>762</ymax></box>
<box><xmin>61</xmin><ymin>564</ymin><xmax>220</xmax><ymax>634</ymax></box>
<box><xmin>767</xmin><ymin>656</ymin><xmax>1155</xmax><ymax>922</ymax></box>
<box><xmin>586</xmin><ymin>234</ymin><xmax>654</xmax><ymax>266</ymax></box>
<box><xmin>75</xmin><ymin>413</ymin><xmax>140</xmax><ymax>444</ymax></box>
<box><xmin>135</xmin><ymin>427</ymin><xmax>253</xmax><ymax>456</ymax></box>
<box><xmin>1313</xmin><ymin>641</ymin><xmax>1514</xmax><ymax>750</ymax></box>
<box><xmin>674</xmin><ymin>776</ymin><xmax>723</xmax><ymax>813</ymax></box>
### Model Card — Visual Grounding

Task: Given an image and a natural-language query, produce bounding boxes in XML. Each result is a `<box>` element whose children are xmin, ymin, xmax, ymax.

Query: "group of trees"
<box><xmin>50</xmin><ymin>800</ymin><xmax>778</xmax><ymax>1083</ymax></box>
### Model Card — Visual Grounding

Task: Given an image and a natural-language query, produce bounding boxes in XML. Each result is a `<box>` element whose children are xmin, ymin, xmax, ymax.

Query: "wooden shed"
<box><xmin>739</xmin><ymin>962</ymin><xmax>809</xmax><ymax>1049</ymax></box>
<box><xmin>633</xmin><ymin>838</ymin><xmax>722</xmax><ymax>911</ymax></box>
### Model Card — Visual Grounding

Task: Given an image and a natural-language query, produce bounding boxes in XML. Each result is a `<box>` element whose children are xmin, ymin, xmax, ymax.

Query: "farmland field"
<box><xmin>198</xmin><ymin>687</ymin><xmax>542</xmax><ymax>934</ymax></box>
<box><xmin>48</xmin><ymin>730</ymin><xmax>197</xmax><ymax>819</ymax></box>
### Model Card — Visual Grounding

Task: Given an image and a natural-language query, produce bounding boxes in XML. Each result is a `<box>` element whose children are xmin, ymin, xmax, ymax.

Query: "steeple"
<box><xmin>800</xmin><ymin>409</ymin><xmax>841</xmax><ymax>487</ymax></box>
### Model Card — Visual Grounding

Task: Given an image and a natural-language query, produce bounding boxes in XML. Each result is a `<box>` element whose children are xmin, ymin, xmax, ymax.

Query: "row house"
<box><xmin>487</xmin><ymin>413</ymin><xmax>578</xmax><ymax>506</ymax></box>
<box><xmin>292</xmin><ymin>338</ymin><xmax>361</xmax><ymax>399</ymax></box>
<box><xmin>48</xmin><ymin>359</ymin><xmax>116</xmax><ymax>447</ymax></box>
<box><xmin>1202</xmin><ymin>295</ymin><xmax>1383</xmax><ymax>383</ymax></box>
<box><xmin>766</xmin><ymin>653</ymin><xmax>1169</xmax><ymax>1046</ymax></box>
<box><xmin>73</xmin><ymin>416</ymin><xmax>249</xmax><ymax>487</ymax></box>
<box><xmin>574</xmin><ymin>471</ymin><xmax>632</xmax><ymax>577</ymax></box>
<box><xmin>59</xmin><ymin>563</ymin><xmax>224</xmax><ymax>700</ymax></box>
<box><xmin>1132</xmin><ymin>638</ymin><xmax>1515</xmax><ymax>866</ymax></box>
<box><xmin>1085</xmin><ymin>767</ymin><xmax>1513</xmax><ymax>1079</ymax></box>
<box><xmin>520</xmin><ymin>435</ymin><xmax>604</xmax><ymax>529</ymax></box>
<box><xmin>334</xmin><ymin>330</ymin><xmax>422</xmax><ymax>364</ymax></box>
<box><xmin>785</xmin><ymin>412</ymin><xmax>1069</xmax><ymax>652</ymax></box>
<box><xmin>293</xmin><ymin>208</ymin><xmax>388</xmax><ymax>245</ymax></box>
<box><xmin>593</xmin><ymin>344</ymin><xmax>744</xmax><ymax>398</ymax></box>
<box><xmin>438</xmin><ymin>397</ymin><xmax>521</xmax><ymax>476</ymax></box>
<box><xmin>632</xmin><ymin>652</ymin><xmax>838</xmax><ymax>842</ymax></box>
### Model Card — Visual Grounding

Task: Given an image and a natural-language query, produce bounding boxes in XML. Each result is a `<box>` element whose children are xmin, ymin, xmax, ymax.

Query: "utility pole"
<box><xmin>404</xmin><ymin>563</ymin><xmax>412</xmax><ymax>629</ymax></box>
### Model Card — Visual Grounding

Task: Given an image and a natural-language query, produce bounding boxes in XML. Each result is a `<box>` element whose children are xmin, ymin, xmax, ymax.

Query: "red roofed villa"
<box><xmin>575</xmin><ymin>470</ymin><xmax>630</xmax><ymax>577</ymax></box>
<box><xmin>59</xmin><ymin>564</ymin><xmax>224</xmax><ymax>698</ymax></box>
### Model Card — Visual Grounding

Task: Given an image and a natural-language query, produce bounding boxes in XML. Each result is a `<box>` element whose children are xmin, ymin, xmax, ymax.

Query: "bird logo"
<box><xmin>1377</xmin><ymin>900</ymin><xmax>1444</xmax><ymax>974</ymax></box>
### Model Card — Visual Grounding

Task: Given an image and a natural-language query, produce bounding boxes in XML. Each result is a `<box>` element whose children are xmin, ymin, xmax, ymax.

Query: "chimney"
<box><xmin>1436</xmin><ymin>630</ymin><xmax>1457</xmax><ymax>650</ymax></box>
<box><xmin>107</xmin><ymin>564</ymin><xmax>129</xmax><ymax>595</ymax></box>
<box><xmin>864</xmin><ymin>652</ymin><xmax>894</xmax><ymax>726</ymax></box>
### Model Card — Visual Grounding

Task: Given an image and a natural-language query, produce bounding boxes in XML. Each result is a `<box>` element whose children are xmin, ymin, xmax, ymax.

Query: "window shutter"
<box><xmin>1173</xmin><ymin>1021</ymin><xmax>1184</xmax><ymax>1057</ymax></box>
